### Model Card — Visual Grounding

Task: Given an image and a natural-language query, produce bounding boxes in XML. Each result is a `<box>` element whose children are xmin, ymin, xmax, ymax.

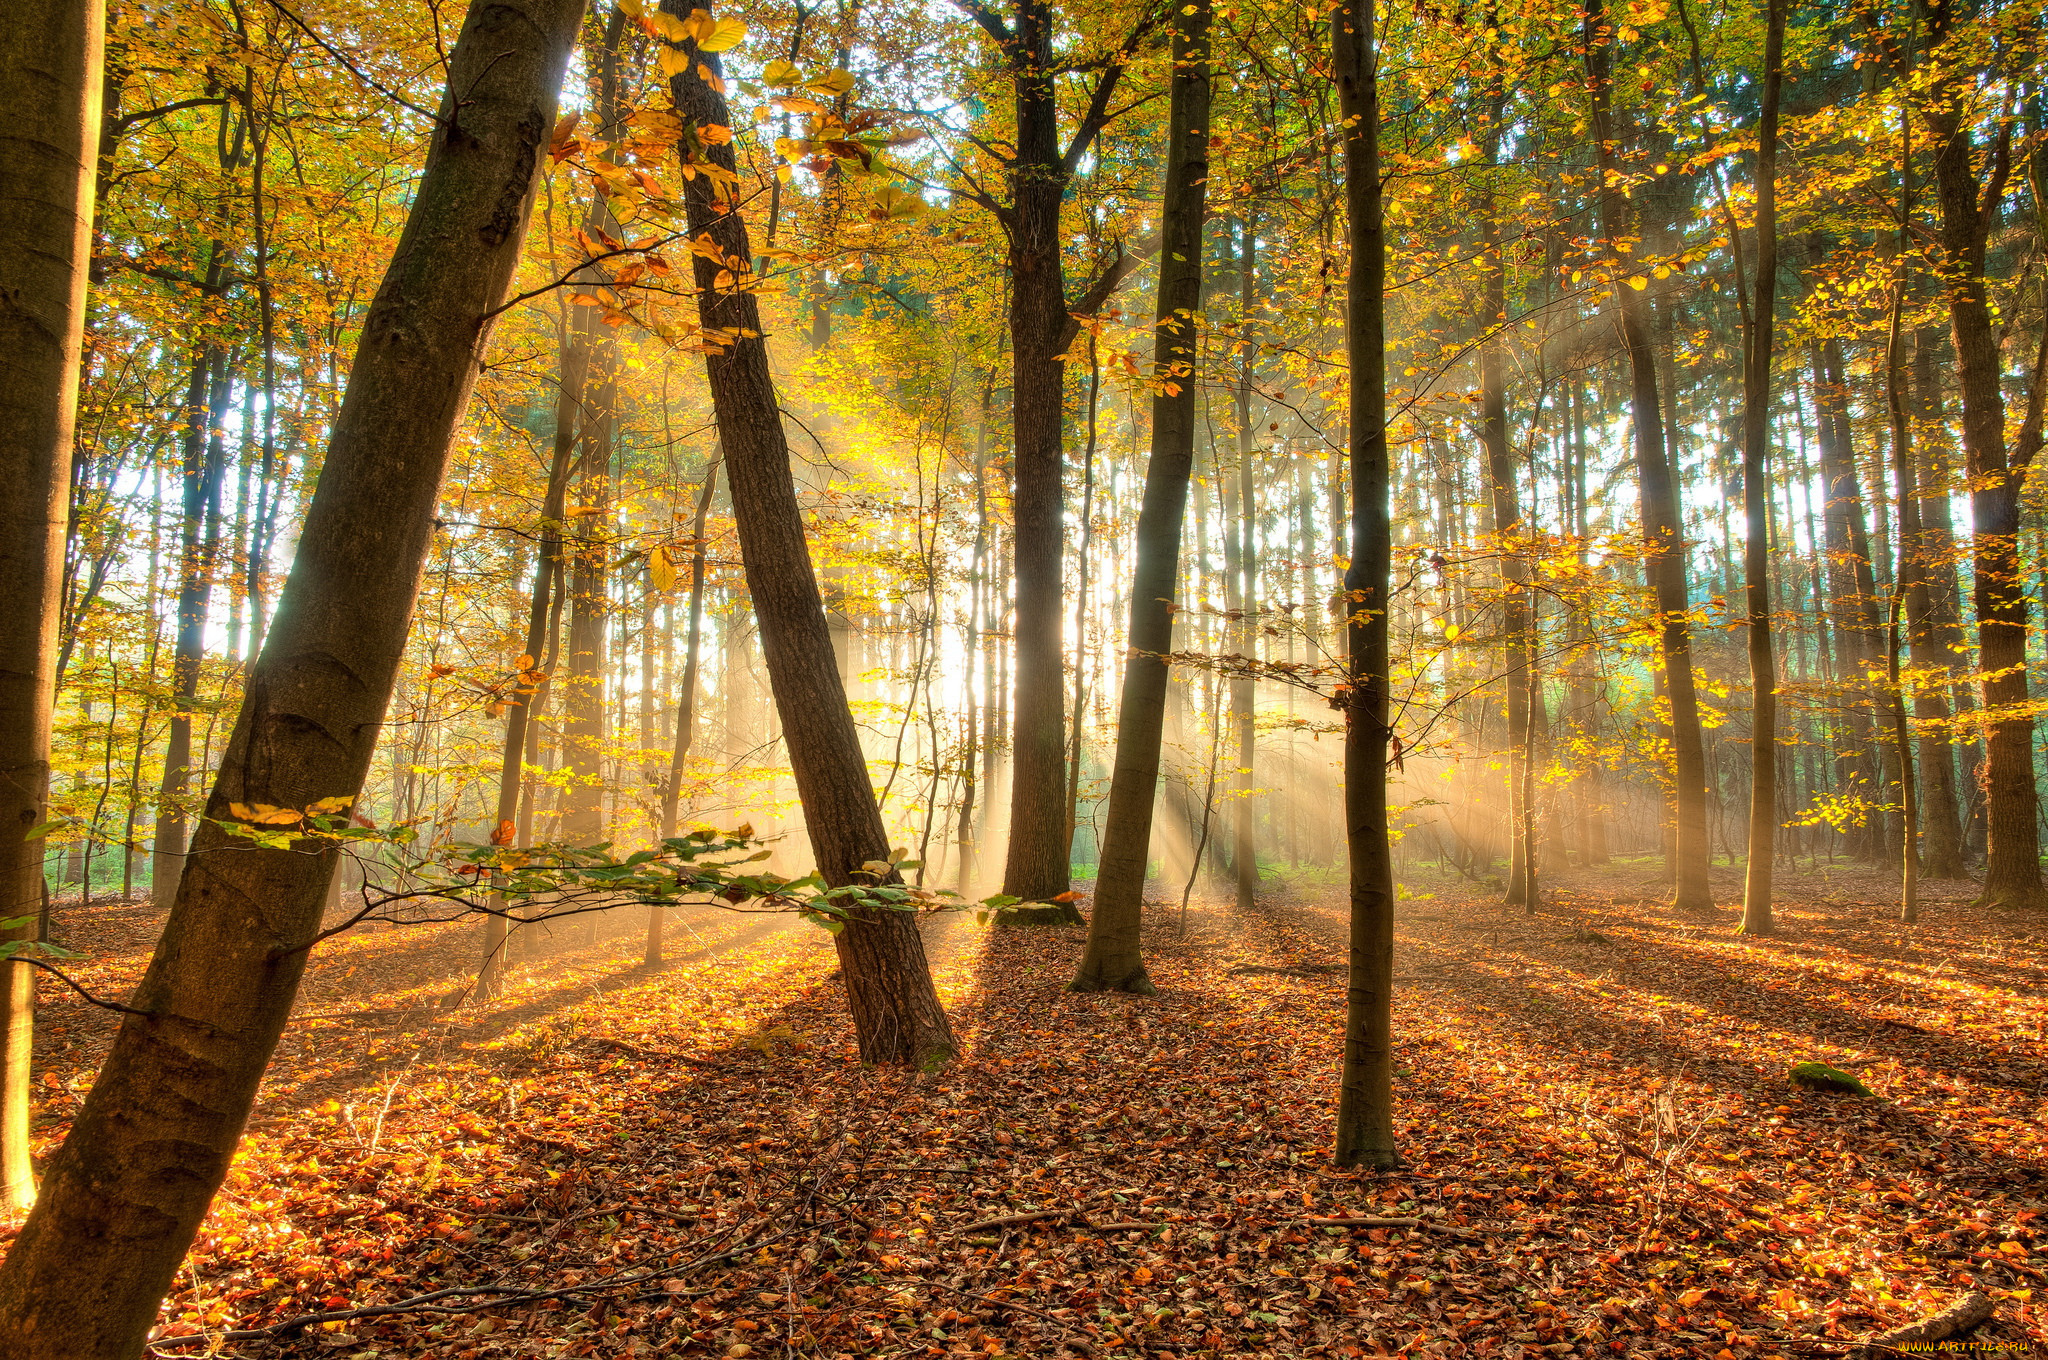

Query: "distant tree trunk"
<box><xmin>1332</xmin><ymin>0</ymin><xmax>1396</xmax><ymax>1170</ymax></box>
<box><xmin>0</xmin><ymin>3</ymin><xmax>585</xmax><ymax>1350</ymax></box>
<box><xmin>1739</xmin><ymin>0</ymin><xmax>1784</xmax><ymax>935</ymax></box>
<box><xmin>665</xmin><ymin>10</ymin><xmax>955</xmax><ymax>1065</ymax></box>
<box><xmin>478</xmin><ymin>369</ymin><xmax>580</xmax><ymax>1000</ymax></box>
<box><xmin>1477</xmin><ymin>125</ymin><xmax>1535</xmax><ymax>911</ymax></box>
<box><xmin>1070</xmin><ymin>0</ymin><xmax>1209</xmax><ymax>993</ymax></box>
<box><xmin>1566</xmin><ymin>378</ymin><xmax>1611</xmax><ymax>867</ymax></box>
<box><xmin>152</xmin><ymin>337</ymin><xmax>229</xmax><ymax>908</ymax></box>
<box><xmin>1587</xmin><ymin>0</ymin><xmax>1714</xmax><ymax>913</ymax></box>
<box><xmin>1232</xmin><ymin>218</ymin><xmax>1260</xmax><ymax>911</ymax></box>
<box><xmin>0</xmin><ymin>0</ymin><xmax>101</xmax><ymax>1213</ymax></box>
<box><xmin>648</xmin><ymin>455</ymin><xmax>721</xmax><ymax>966</ymax></box>
<box><xmin>1923</xmin><ymin>6</ymin><xmax>2047</xmax><ymax>908</ymax></box>
<box><xmin>1809</xmin><ymin>321</ymin><xmax>1886</xmax><ymax>861</ymax></box>
<box><xmin>1901</xmin><ymin>326</ymin><xmax>1969</xmax><ymax>878</ymax></box>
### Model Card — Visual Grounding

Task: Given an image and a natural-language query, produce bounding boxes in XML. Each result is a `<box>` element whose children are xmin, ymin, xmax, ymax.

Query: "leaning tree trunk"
<box><xmin>1587</xmin><ymin>0</ymin><xmax>1714</xmax><ymax>914</ymax></box>
<box><xmin>1738</xmin><ymin>0</ymin><xmax>1784</xmax><ymax>936</ymax></box>
<box><xmin>0</xmin><ymin>0</ymin><xmax>101</xmax><ymax>1213</ymax></box>
<box><xmin>0</xmin><ymin>4</ymin><xmax>587</xmax><ymax>1353</ymax></box>
<box><xmin>1332</xmin><ymin>0</ymin><xmax>1397</xmax><ymax>1170</ymax></box>
<box><xmin>664</xmin><ymin>7</ymin><xmax>955</xmax><ymax>1066</ymax></box>
<box><xmin>1069</xmin><ymin>0</ymin><xmax>1210</xmax><ymax>994</ymax></box>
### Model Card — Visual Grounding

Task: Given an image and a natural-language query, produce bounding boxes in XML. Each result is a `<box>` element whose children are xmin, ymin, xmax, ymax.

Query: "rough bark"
<box><xmin>1477</xmin><ymin>131</ymin><xmax>1535</xmax><ymax>912</ymax></box>
<box><xmin>0</xmin><ymin>0</ymin><xmax>102</xmax><ymax>1213</ymax></box>
<box><xmin>664</xmin><ymin>9</ymin><xmax>956</xmax><ymax>1065</ymax></box>
<box><xmin>1069</xmin><ymin>0</ymin><xmax>1210</xmax><ymax>994</ymax></box>
<box><xmin>1739</xmin><ymin>0</ymin><xmax>1784</xmax><ymax>935</ymax></box>
<box><xmin>1586</xmin><ymin>2</ymin><xmax>1715</xmax><ymax>913</ymax></box>
<box><xmin>1923</xmin><ymin>1</ymin><xmax>2046</xmax><ymax>908</ymax></box>
<box><xmin>1332</xmin><ymin>0</ymin><xmax>1396</xmax><ymax>1170</ymax></box>
<box><xmin>0</xmin><ymin>3</ymin><xmax>586</xmax><ymax>1352</ymax></box>
<box><xmin>1231</xmin><ymin>220</ymin><xmax>1259</xmax><ymax>911</ymax></box>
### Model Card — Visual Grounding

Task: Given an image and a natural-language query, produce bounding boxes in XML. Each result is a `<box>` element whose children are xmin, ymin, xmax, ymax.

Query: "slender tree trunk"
<box><xmin>0</xmin><ymin>0</ymin><xmax>101</xmax><ymax>1213</ymax></box>
<box><xmin>1232</xmin><ymin>218</ymin><xmax>1259</xmax><ymax>910</ymax></box>
<box><xmin>1739</xmin><ymin>0</ymin><xmax>1784</xmax><ymax>935</ymax></box>
<box><xmin>0</xmin><ymin>5</ymin><xmax>585</xmax><ymax>1350</ymax></box>
<box><xmin>1332</xmin><ymin>0</ymin><xmax>1396</xmax><ymax>1170</ymax></box>
<box><xmin>647</xmin><ymin>455</ymin><xmax>723</xmax><ymax>965</ymax></box>
<box><xmin>1477</xmin><ymin>133</ymin><xmax>1534</xmax><ymax>911</ymax></box>
<box><xmin>1902</xmin><ymin>326</ymin><xmax>1969</xmax><ymax>878</ymax></box>
<box><xmin>665</xmin><ymin>12</ymin><xmax>955</xmax><ymax>1064</ymax></box>
<box><xmin>1070</xmin><ymin>0</ymin><xmax>1209</xmax><ymax>992</ymax></box>
<box><xmin>478</xmin><ymin>378</ymin><xmax>579</xmax><ymax>999</ymax></box>
<box><xmin>1587</xmin><ymin>0</ymin><xmax>1714</xmax><ymax>913</ymax></box>
<box><xmin>152</xmin><ymin>336</ymin><xmax>227</xmax><ymax>908</ymax></box>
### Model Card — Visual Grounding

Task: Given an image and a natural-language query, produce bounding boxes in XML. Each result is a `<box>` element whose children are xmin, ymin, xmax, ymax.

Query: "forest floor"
<box><xmin>12</xmin><ymin>855</ymin><xmax>2048</xmax><ymax>1359</ymax></box>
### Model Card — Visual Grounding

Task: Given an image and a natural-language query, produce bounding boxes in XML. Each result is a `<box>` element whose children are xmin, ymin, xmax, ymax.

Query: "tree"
<box><xmin>1331</xmin><ymin>0</ymin><xmax>1395</xmax><ymax>1171</ymax></box>
<box><xmin>955</xmin><ymin>0</ymin><xmax>1143</xmax><ymax>913</ymax></box>
<box><xmin>0</xmin><ymin>0</ymin><xmax>590</xmax><ymax>1350</ymax></box>
<box><xmin>1738</xmin><ymin>0</ymin><xmax>1785</xmax><ymax>936</ymax></box>
<box><xmin>1585</xmin><ymin>0</ymin><xmax>1714</xmax><ymax>915</ymax></box>
<box><xmin>0</xmin><ymin>0</ymin><xmax>104</xmax><ymax>1212</ymax></box>
<box><xmin>663</xmin><ymin>3</ymin><xmax>957</xmax><ymax>1067</ymax></box>
<box><xmin>1070</xmin><ymin>0</ymin><xmax>1211</xmax><ymax>994</ymax></box>
<box><xmin>1922</xmin><ymin>0</ymin><xmax>2048</xmax><ymax>910</ymax></box>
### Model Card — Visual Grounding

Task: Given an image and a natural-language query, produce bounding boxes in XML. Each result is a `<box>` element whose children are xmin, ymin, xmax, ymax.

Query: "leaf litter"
<box><xmin>11</xmin><ymin>862</ymin><xmax>2047</xmax><ymax>1359</ymax></box>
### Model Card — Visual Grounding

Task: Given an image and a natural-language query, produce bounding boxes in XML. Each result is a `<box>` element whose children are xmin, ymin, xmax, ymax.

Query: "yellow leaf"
<box><xmin>655</xmin><ymin>44</ymin><xmax>691</xmax><ymax>79</ymax></box>
<box><xmin>697</xmin><ymin>16</ymin><xmax>747</xmax><ymax>51</ymax></box>
<box><xmin>1627</xmin><ymin>275</ymin><xmax>1648</xmax><ymax>290</ymax></box>
<box><xmin>646</xmin><ymin>9</ymin><xmax>690</xmax><ymax>41</ymax></box>
<box><xmin>762</xmin><ymin>58</ymin><xmax>801</xmax><ymax>86</ymax></box>
<box><xmin>804</xmin><ymin>68</ymin><xmax>855</xmax><ymax>96</ymax></box>
<box><xmin>308</xmin><ymin>796</ymin><xmax>353</xmax><ymax>815</ymax></box>
<box><xmin>649</xmin><ymin>547</ymin><xmax>678</xmax><ymax>592</ymax></box>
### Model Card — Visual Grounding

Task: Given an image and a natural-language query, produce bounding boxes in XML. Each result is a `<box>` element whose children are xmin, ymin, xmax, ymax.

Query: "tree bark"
<box><xmin>664</xmin><ymin>9</ymin><xmax>956</xmax><ymax>1065</ymax></box>
<box><xmin>1586</xmin><ymin>1</ymin><xmax>1714</xmax><ymax>913</ymax></box>
<box><xmin>1923</xmin><ymin>0</ymin><xmax>2046</xmax><ymax>908</ymax></box>
<box><xmin>1069</xmin><ymin>0</ymin><xmax>1210</xmax><ymax>993</ymax></box>
<box><xmin>1739</xmin><ymin>0</ymin><xmax>1784</xmax><ymax>935</ymax></box>
<box><xmin>0</xmin><ymin>0</ymin><xmax>102</xmax><ymax>1213</ymax></box>
<box><xmin>478</xmin><ymin>358</ymin><xmax>580</xmax><ymax>999</ymax></box>
<box><xmin>1232</xmin><ymin>218</ymin><xmax>1260</xmax><ymax>911</ymax></box>
<box><xmin>1477</xmin><ymin>122</ymin><xmax>1535</xmax><ymax>912</ymax></box>
<box><xmin>0</xmin><ymin>3</ymin><xmax>586</xmax><ymax>1352</ymax></box>
<box><xmin>1332</xmin><ymin>0</ymin><xmax>1396</xmax><ymax>1170</ymax></box>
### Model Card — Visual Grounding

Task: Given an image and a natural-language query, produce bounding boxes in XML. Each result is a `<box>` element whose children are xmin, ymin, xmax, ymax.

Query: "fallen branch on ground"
<box><xmin>1858</xmin><ymin>1291</ymin><xmax>1993</xmax><ymax>1358</ymax></box>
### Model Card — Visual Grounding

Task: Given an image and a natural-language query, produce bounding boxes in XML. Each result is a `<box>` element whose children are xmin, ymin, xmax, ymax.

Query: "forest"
<box><xmin>0</xmin><ymin>0</ymin><xmax>2045</xmax><ymax>1353</ymax></box>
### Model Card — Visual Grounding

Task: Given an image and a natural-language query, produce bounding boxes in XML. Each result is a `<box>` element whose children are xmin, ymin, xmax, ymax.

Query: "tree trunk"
<box><xmin>1903</xmin><ymin>326</ymin><xmax>1969</xmax><ymax>878</ymax></box>
<box><xmin>1332</xmin><ymin>0</ymin><xmax>1396</xmax><ymax>1170</ymax></box>
<box><xmin>1232</xmin><ymin>218</ymin><xmax>1260</xmax><ymax>911</ymax></box>
<box><xmin>1586</xmin><ymin>0</ymin><xmax>1714</xmax><ymax>913</ymax></box>
<box><xmin>1923</xmin><ymin>10</ymin><xmax>2047</xmax><ymax>908</ymax></box>
<box><xmin>1069</xmin><ymin>0</ymin><xmax>1210</xmax><ymax>993</ymax></box>
<box><xmin>1477</xmin><ymin>132</ymin><xmax>1535</xmax><ymax>912</ymax></box>
<box><xmin>151</xmin><ymin>337</ymin><xmax>229</xmax><ymax>908</ymax></box>
<box><xmin>648</xmin><ymin>455</ymin><xmax>722</xmax><ymax>965</ymax></box>
<box><xmin>478</xmin><ymin>358</ymin><xmax>580</xmax><ymax>999</ymax></box>
<box><xmin>0</xmin><ymin>3</ymin><xmax>585</xmax><ymax>1351</ymax></box>
<box><xmin>665</xmin><ymin>10</ymin><xmax>956</xmax><ymax>1065</ymax></box>
<box><xmin>0</xmin><ymin>0</ymin><xmax>101</xmax><ymax>1213</ymax></box>
<box><xmin>1739</xmin><ymin>0</ymin><xmax>1785</xmax><ymax>935</ymax></box>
